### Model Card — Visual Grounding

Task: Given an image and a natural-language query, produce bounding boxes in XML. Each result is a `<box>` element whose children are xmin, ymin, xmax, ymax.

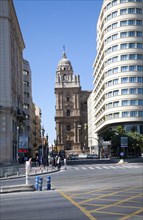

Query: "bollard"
<box><xmin>64</xmin><ymin>158</ymin><xmax>67</xmax><ymax>170</ymax></box>
<box><xmin>35</xmin><ymin>176</ymin><xmax>39</xmax><ymax>190</ymax></box>
<box><xmin>38</xmin><ymin>177</ymin><xmax>43</xmax><ymax>191</ymax></box>
<box><xmin>47</xmin><ymin>176</ymin><xmax>51</xmax><ymax>190</ymax></box>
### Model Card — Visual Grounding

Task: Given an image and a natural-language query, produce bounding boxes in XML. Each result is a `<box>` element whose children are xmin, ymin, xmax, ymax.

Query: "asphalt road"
<box><xmin>1</xmin><ymin>163</ymin><xmax>143</xmax><ymax>220</ymax></box>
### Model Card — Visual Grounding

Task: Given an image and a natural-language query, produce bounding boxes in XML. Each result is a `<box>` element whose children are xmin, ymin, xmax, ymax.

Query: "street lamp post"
<box><xmin>41</xmin><ymin>126</ymin><xmax>45</xmax><ymax>160</ymax></box>
<box><xmin>46</xmin><ymin>133</ymin><xmax>49</xmax><ymax>166</ymax></box>
<box><xmin>17</xmin><ymin>126</ymin><xmax>19</xmax><ymax>162</ymax></box>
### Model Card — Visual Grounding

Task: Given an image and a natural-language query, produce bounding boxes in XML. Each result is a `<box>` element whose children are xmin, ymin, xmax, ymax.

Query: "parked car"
<box><xmin>68</xmin><ymin>154</ymin><xmax>78</xmax><ymax>160</ymax></box>
<box><xmin>87</xmin><ymin>154</ymin><xmax>99</xmax><ymax>159</ymax></box>
<box><xmin>78</xmin><ymin>153</ymin><xmax>87</xmax><ymax>159</ymax></box>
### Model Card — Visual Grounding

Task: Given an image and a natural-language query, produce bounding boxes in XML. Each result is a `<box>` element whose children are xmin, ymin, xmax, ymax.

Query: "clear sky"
<box><xmin>13</xmin><ymin>0</ymin><xmax>103</xmax><ymax>145</ymax></box>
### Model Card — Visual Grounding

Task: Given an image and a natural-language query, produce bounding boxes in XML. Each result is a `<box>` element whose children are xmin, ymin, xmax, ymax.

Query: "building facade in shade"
<box><xmin>92</xmin><ymin>0</ymin><xmax>143</xmax><ymax>148</ymax></box>
<box><xmin>18</xmin><ymin>59</ymin><xmax>34</xmax><ymax>161</ymax></box>
<box><xmin>55</xmin><ymin>51</ymin><xmax>91</xmax><ymax>155</ymax></box>
<box><xmin>33</xmin><ymin>104</ymin><xmax>42</xmax><ymax>157</ymax></box>
<box><xmin>0</xmin><ymin>0</ymin><xmax>25</xmax><ymax>164</ymax></box>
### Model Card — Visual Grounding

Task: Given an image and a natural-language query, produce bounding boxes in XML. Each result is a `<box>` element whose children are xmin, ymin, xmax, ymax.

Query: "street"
<box><xmin>1</xmin><ymin>163</ymin><xmax>143</xmax><ymax>220</ymax></box>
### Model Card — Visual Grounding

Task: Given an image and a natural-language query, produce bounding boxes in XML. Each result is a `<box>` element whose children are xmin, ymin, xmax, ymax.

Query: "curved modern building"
<box><xmin>92</xmin><ymin>0</ymin><xmax>143</xmax><ymax>137</ymax></box>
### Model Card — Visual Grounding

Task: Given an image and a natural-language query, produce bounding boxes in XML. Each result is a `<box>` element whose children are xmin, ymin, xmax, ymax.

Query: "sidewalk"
<box><xmin>0</xmin><ymin>165</ymin><xmax>59</xmax><ymax>180</ymax></box>
<box><xmin>0</xmin><ymin>165</ymin><xmax>60</xmax><ymax>194</ymax></box>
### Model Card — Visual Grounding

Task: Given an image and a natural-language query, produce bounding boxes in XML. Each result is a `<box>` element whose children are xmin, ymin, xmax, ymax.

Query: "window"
<box><xmin>66</xmin><ymin>96</ymin><xmax>70</xmax><ymax>102</ymax></box>
<box><xmin>107</xmin><ymin>14</ymin><xmax>112</xmax><ymax>21</ymax></box>
<box><xmin>112</xmin><ymin>0</ymin><xmax>117</xmax><ymax>5</ymax></box>
<box><xmin>129</xmin><ymin>77</ymin><xmax>136</xmax><ymax>82</ymax></box>
<box><xmin>121</xmin><ymin>89</ymin><xmax>128</xmax><ymax>94</ymax></box>
<box><xmin>113</xmin><ymin>79</ymin><xmax>118</xmax><ymax>85</ymax></box>
<box><xmin>121</xmin><ymin>66</ymin><xmax>128</xmax><ymax>72</ymax></box>
<box><xmin>113</xmin><ymin>67</ymin><xmax>118</xmax><ymax>73</ymax></box>
<box><xmin>66</xmin><ymin>109</ymin><xmax>70</xmax><ymax>116</ymax></box>
<box><xmin>24</xmin><ymin>92</ymin><xmax>29</xmax><ymax>98</ymax></box>
<box><xmin>112</xmin><ymin>11</ymin><xmax>117</xmax><ymax>17</ymax></box>
<box><xmin>128</xmin><ymin>31</ymin><xmax>135</xmax><ymax>37</ymax></box>
<box><xmin>112</xmin><ymin>22</ymin><xmax>118</xmax><ymax>29</ymax></box>
<box><xmin>121</xmin><ymin>55</ymin><xmax>128</xmax><ymax>60</ymax></box>
<box><xmin>122</xmin><ymin>111</ymin><xmax>129</xmax><ymax>117</ymax></box>
<box><xmin>138</xmin><ymin>111</ymin><xmax>143</xmax><ymax>117</ymax></box>
<box><xmin>138</xmin><ymin>88</ymin><xmax>143</xmax><ymax>94</ymax></box>
<box><xmin>130</xmin><ymin>88</ymin><xmax>136</xmax><ymax>94</ymax></box>
<box><xmin>128</xmin><ymin>20</ymin><xmax>136</xmax><ymax>25</ymax></box>
<box><xmin>108</xmin><ymin>81</ymin><xmax>112</xmax><ymax>86</ymax></box>
<box><xmin>120</xmin><ymin>32</ymin><xmax>127</xmax><ymax>38</ymax></box>
<box><xmin>138</xmin><ymin>100</ymin><xmax>143</xmax><ymax>105</ymax></box>
<box><xmin>112</xmin><ymin>34</ymin><xmax>118</xmax><ymax>40</ymax></box>
<box><xmin>137</xmin><ymin>66</ymin><xmax>143</xmax><ymax>71</ymax></box>
<box><xmin>137</xmin><ymin>43</ymin><xmax>142</xmax><ymax>48</ymax></box>
<box><xmin>114</xmin><ymin>113</ymin><xmax>119</xmax><ymax>118</ymax></box>
<box><xmin>108</xmin><ymin>103</ymin><xmax>112</xmax><ymax>108</ymax></box>
<box><xmin>129</xmin><ymin>65</ymin><xmax>136</xmax><ymax>71</ymax></box>
<box><xmin>107</xmin><ymin>2</ymin><xmax>112</xmax><ymax>9</ymax></box>
<box><xmin>129</xmin><ymin>43</ymin><xmax>135</xmax><ymax>48</ymax></box>
<box><xmin>129</xmin><ymin>54</ymin><xmax>136</xmax><ymax>60</ymax></box>
<box><xmin>121</xmin><ymin>43</ymin><xmax>128</xmax><ymax>49</ymax></box>
<box><xmin>113</xmin><ymin>101</ymin><xmax>119</xmax><ymax>107</ymax></box>
<box><xmin>137</xmin><ymin>77</ymin><xmax>143</xmax><ymax>83</ymax></box>
<box><xmin>128</xmin><ymin>8</ymin><xmax>135</xmax><ymax>14</ymax></box>
<box><xmin>112</xmin><ymin>45</ymin><xmax>118</xmax><ymax>51</ymax></box>
<box><xmin>112</xmin><ymin>56</ymin><xmax>118</xmax><ymax>62</ymax></box>
<box><xmin>136</xmin><ymin>31</ymin><xmax>142</xmax><ymax>37</ymax></box>
<box><xmin>23</xmin><ymin>70</ymin><xmax>29</xmax><ymax>76</ymax></box>
<box><xmin>113</xmin><ymin>90</ymin><xmax>119</xmax><ymax>96</ymax></box>
<box><xmin>136</xmin><ymin>20</ymin><xmax>142</xmax><ymax>25</ymax></box>
<box><xmin>66</xmin><ymin>125</ymin><xmax>71</xmax><ymax>131</ymax></box>
<box><xmin>120</xmin><ymin>9</ymin><xmax>127</xmax><ymax>15</ymax></box>
<box><xmin>120</xmin><ymin>20</ymin><xmax>128</xmax><ymax>26</ymax></box>
<box><xmin>130</xmin><ymin>111</ymin><xmax>137</xmax><ymax>117</ymax></box>
<box><xmin>121</xmin><ymin>77</ymin><xmax>128</xmax><ymax>83</ymax></box>
<box><xmin>23</xmin><ymin>81</ymin><xmax>29</xmax><ymax>87</ymax></box>
<box><xmin>130</xmin><ymin>100</ymin><xmax>137</xmax><ymax>105</ymax></box>
<box><xmin>108</xmin><ymin>92</ymin><xmax>112</xmax><ymax>97</ymax></box>
<box><xmin>137</xmin><ymin>54</ymin><xmax>142</xmax><ymax>60</ymax></box>
<box><xmin>136</xmin><ymin>8</ymin><xmax>142</xmax><ymax>14</ymax></box>
<box><xmin>122</xmin><ymin>100</ymin><xmax>129</xmax><ymax>106</ymax></box>
<box><xmin>107</xmin><ymin>25</ymin><xmax>112</xmax><ymax>31</ymax></box>
<box><xmin>23</xmin><ymin>104</ymin><xmax>29</xmax><ymax>109</ymax></box>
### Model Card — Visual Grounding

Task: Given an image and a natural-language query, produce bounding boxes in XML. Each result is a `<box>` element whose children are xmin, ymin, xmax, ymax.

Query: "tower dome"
<box><xmin>57</xmin><ymin>51</ymin><xmax>73</xmax><ymax>71</ymax></box>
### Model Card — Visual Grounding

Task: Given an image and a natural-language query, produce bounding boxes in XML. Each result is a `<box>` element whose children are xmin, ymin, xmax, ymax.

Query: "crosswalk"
<box><xmin>70</xmin><ymin>164</ymin><xmax>141</xmax><ymax>171</ymax></box>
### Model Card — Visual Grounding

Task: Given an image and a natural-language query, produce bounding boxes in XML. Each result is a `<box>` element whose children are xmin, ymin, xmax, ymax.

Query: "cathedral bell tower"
<box><xmin>54</xmin><ymin>50</ymin><xmax>82</xmax><ymax>155</ymax></box>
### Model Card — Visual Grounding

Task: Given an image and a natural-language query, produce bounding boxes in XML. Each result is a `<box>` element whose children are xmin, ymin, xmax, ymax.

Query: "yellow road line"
<box><xmin>89</xmin><ymin>193</ymin><xmax>142</xmax><ymax>213</ymax></box>
<box><xmin>119</xmin><ymin>207</ymin><xmax>143</xmax><ymax>220</ymax></box>
<box><xmin>79</xmin><ymin>186</ymin><xmax>139</xmax><ymax>204</ymax></box>
<box><xmin>57</xmin><ymin>189</ymin><xmax>97</xmax><ymax>220</ymax></box>
<box><xmin>70</xmin><ymin>187</ymin><xmax>112</xmax><ymax>198</ymax></box>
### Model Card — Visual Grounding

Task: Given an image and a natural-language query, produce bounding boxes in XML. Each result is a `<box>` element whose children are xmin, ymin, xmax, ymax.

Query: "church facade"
<box><xmin>54</xmin><ymin>51</ymin><xmax>91</xmax><ymax>156</ymax></box>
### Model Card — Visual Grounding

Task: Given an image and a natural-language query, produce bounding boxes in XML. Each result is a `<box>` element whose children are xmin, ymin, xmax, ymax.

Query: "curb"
<box><xmin>0</xmin><ymin>184</ymin><xmax>35</xmax><ymax>194</ymax></box>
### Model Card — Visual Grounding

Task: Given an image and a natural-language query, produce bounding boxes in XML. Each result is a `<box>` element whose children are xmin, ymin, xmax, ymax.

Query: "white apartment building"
<box><xmin>0</xmin><ymin>0</ymin><xmax>25</xmax><ymax>164</ymax></box>
<box><xmin>87</xmin><ymin>93</ymin><xmax>99</xmax><ymax>155</ymax></box>
<box><xmin>92</xmin><ymin>0</ymin><xmax>143</xmax><ymax>144</ymax></box>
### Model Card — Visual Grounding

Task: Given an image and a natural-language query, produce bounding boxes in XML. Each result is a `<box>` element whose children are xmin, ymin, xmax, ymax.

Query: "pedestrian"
<box><xmin>36</xmin><ymin>156</ymin><xmax>40</xmax><ymax>167</ymax></box>
<box><xmin>56</xmin><ymin>156</ymin><xmax>61</xmax><ymax>169</ymax></box>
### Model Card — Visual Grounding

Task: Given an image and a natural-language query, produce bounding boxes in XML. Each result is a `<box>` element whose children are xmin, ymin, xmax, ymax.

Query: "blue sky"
<box><xmin>13</xmin><ymin>0</ymin><xmax>103</xmax><ymax>145</ymax></box>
